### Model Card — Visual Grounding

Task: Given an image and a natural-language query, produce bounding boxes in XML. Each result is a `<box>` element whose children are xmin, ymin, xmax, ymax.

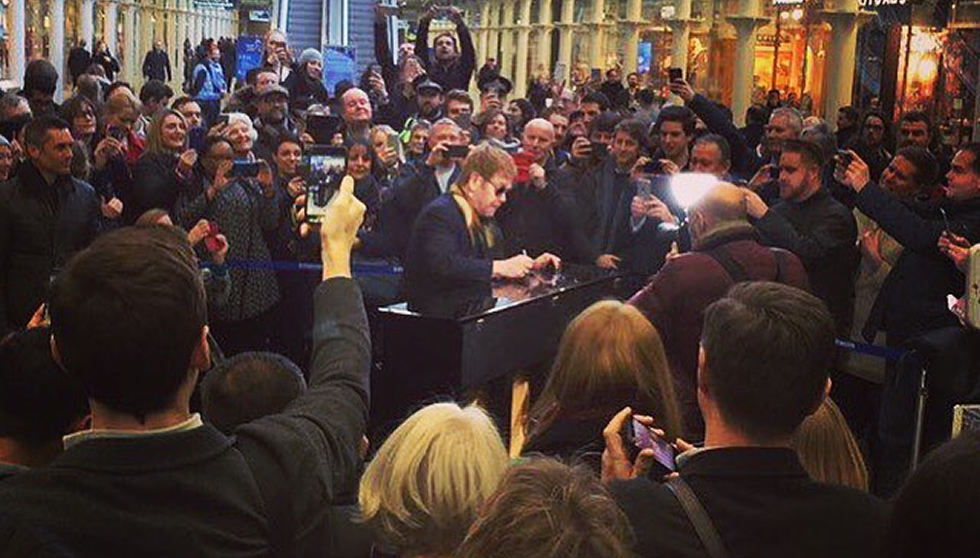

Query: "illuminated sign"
<box><xmin>858</xmin><ymin>0</ymin><xmax>908</xmax><ymax>8</ymax></box>
<box><xmin>772</xmin><ymin>0</ymin><xmax>805</xmax><ymax>5</ymax></box>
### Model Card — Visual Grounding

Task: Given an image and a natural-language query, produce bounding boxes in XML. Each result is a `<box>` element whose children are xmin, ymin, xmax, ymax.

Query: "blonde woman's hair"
<box><xmin>791</xmin><ymin>398</ymin><xmax>869</xmax><ymax>491</ymax></box>
<box><xmin>358</xmin><ymin>402</ymin><xmax>509</xmax><ymax>557</ymax></box>
<box><xmin>145</xmin><ymin>109</ymin><xmax>186</xmax><ymax>155</ymax></box>
<box><xmin>526</xmin><ymin>300</ymin><xmax>683</xmax><ymax>443</ymax></box>
<box><xmin>103</xmin><ymin>88</ymin><xmax>141</xmax><ymax>120</ymax></box>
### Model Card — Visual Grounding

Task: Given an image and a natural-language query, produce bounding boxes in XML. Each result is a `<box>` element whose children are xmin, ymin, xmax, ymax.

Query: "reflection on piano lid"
<box><xmin>395</xmin><ymin>264</ymin><xmax>623</xmax><ymax>320</ymax></box>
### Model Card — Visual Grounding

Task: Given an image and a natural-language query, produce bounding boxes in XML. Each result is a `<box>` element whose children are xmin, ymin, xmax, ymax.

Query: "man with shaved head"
<box><xmin>496</xmin><ymin>118</ymin><xmax>594</xmax><ymax>263</ymax></box>
<box><xmin>629</xmin><ymin>183</ymin><xmax>809</xmax><ymax>440</ymax></box>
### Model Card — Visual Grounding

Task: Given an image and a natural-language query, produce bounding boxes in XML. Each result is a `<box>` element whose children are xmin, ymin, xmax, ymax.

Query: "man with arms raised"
<box><xmin>0</xmin><ymin>177</ymin><xmax>370</xmax><ymax>557</ymax></box>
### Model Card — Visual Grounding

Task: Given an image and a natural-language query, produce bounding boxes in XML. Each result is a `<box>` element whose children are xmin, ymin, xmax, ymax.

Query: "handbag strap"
<box><xmin>665</xmin><ymin>477</ymin><xmax>730</xmax><ymax>558</ymax></box>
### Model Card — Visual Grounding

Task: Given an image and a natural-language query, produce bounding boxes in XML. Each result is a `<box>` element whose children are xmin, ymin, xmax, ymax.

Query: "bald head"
<box><xmin>689</xmin><ymin>183</ymin><xmax>749</xmax><ymax>247</ymax></box>
<box><xmin>522</xmin><ymin>118</ymin><xmax>555</xmax><ymax>163</ymax></box>
<box><xmin>342</xmin><ymin>88</ymin><xmax>372</xmax><ymax>127</ymax></box>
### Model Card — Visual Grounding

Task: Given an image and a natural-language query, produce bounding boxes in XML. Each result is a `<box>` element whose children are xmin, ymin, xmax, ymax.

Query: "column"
<box><xmin>820</xmin><ymin>0</ymin><xmax>859</xmax><ymax>119</ymax></box>
<box><xmin>667</xmin><ymin>0</ymin><xmax>693</xmax><ymax>74</ymax></box>
<box><xmin>106</xmin><ymin>0</ymin><xmax>120</xmax><ymax>56</ymax></box>
<box><xmin>50</xmin><ymin>0</ymin><xmax>67</xmax><ymax>99</ymax></box>
<box><xmin>557</xmin><ymin>0</ymin><xmax>575</xmax><ymax>83</ymax></box>
<box><xmin>514</xmin><ymin>0</ymin><xmax>532</xmax><ymax>96</ymax></box>
<box><xmin>139</xmin><ymin>3</ymin><xmax>154</xmax><ymax>69</ymax></box>
<box><xmin>535</xmin><ymin>0</ymin><xmax>553</xmax><ymax>77</ymax></box>
<box><xmin>175</xmin><ymin>0</ymin><xmax>187</xmax><ymax>83</ymax></box>
<box><xmin>123</xmin><ymin>3</ymin><xmax>138</xmax><ymax>83</ymax></box>
<box><xmin>499</xmin><ymin>0</ymin><xmax>515</xmax><ymax>81</ymax></box>
<box><xmin>729</xmin><ymin>17</ymin><xmax>765</xmax><ymax>125</ymax></box>
<box><xmin>81</xmin><ymin>0</ymin><xmax>96</xmax><ymax>49</ymax></box>
<box><xmin>478</xmin><ymin>2</ymin><xmax>491</xmax><ymax>66</ymax></box>
<box><xmin>487</xmin><ymin>3</ymin><xmax>500</xmax><ymax>64</ymax></box>
<box><xmin>622</xmin><ymin>0</ymin><xmax>641</xmax><ymax>75</ymax></box>
<box><xmin>589</xmin><ymin>0</ymin><xmax>605</xmax><ymax>69</ymax></box>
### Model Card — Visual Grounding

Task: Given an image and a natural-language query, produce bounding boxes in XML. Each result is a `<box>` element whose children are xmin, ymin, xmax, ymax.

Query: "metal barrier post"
<box><xmin>911</xmin><ymin>366</ymin><xmax>928</xmax><ymax>472</ymax></box>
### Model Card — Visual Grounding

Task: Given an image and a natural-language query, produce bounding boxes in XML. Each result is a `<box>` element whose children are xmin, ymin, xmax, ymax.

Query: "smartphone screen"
<box><xmin>668</xmin><ymin>67</ymin><xmax>683</xmax><ymax>82</ymax></box>
<box><xmin>308</xmin><ymin>114</ymin><xmax>342</xmax><ymax>145</ymax></box>
<box><xmin>188</xmin><ymin>127</ymin><xmax>207</xmax><ymax>152</ymax></box>
<box><xmin>631</xmin><ymin>418</ymin><xmax>676</xmax><ymax>473</ymax></box>
<box><xmin>303</xmin><ymin>145</ymin><xmax>347</xmax><ymax>223</ymax></box>
<box><xmin>230</xmin><ymin>161</ymin><xmax>261</xmax><ymax>178</ymax></box>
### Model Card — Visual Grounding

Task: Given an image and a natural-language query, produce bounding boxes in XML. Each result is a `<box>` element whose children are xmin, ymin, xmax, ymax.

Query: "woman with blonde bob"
<box><xmin>522</xmin><ymin>300</ymin><xmax>682</xmax><ymax>471</ymax></box>
<box><xmin>791</xmin><ymin>398</ymin><xmax>869</xmax><ymax>491</ymax></box>
<box><xmin>359</xmin><ymin>402</ymin><xmax>509</xmax><ymax>558</ymax></box>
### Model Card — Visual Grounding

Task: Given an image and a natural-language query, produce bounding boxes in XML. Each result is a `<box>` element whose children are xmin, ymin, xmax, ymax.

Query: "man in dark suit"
<box><xmin>630</xmin><ymin>183</ymin><xmax>810</xmax><ymax>440</ymax></box>
<box><xmin>605</xmin><ymin>282</ymin><xmax>888</xmax><ymax>558</ymax></box>
<box><xmin>142</xmin><ymin>41</ymin><xmax>173</xmax><ymax>83</ymax></box>
<box><xmin>0</xmin><ymin>178</ymin><xmax>371</xmax><ymax>557</ymax></box>
<box><xmin>387</xmin><ymin>118</ymin><xmax>465</xmax><ymax>258</ymax></box>
<box><xmin>745</xmin><ymin>138</ymin><xmax>858</xmax><ymax>338</ymax></box>
<box><xmin>404</xmin><ymin>143</ymin><xmax>558</xmax><ymax>308</ymax></box>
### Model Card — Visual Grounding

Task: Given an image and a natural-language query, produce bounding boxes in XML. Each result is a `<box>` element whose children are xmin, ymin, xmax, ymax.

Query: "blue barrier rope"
<box><xmin>835</xmin><ymin>339</ymin><xmax>908</xmax><ymax>362</ymax></box>
<box><xmin>202</xmin><ymin>259</ymin><xmax>404</xmax><ymax>276</ymax></box>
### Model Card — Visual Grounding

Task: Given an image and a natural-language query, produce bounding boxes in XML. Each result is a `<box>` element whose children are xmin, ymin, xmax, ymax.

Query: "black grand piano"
<box><xmin>371</xmin><ymin>264</ymin><xmax>635</xmax><ymax>437</ymax></box>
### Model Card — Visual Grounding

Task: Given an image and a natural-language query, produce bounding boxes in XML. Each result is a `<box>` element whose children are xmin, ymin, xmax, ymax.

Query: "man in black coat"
<box><xmin>495</xmin><ymin>119</ymin><xmax>594</xmax><ymax>264</ymax></box>
<box><xmin>0</xmin><ymin>179</ymin><xmax>371</xmax><ymax>557</ymax></box>
<box><xmin>415</xmin><ymin>6</ymin><xmax>476</xmax><ymax>92</ymax></box>
<box><xmin>67</xmin><ymin>39</ymin><xmax>92</xmax><ymax>86</ymax></box>
<box><xmin>745</xmin><ymin>139</ymin><xmax>858</xmax><ymax>337</ymax></box>
<box><xmin>0</xmin><ymin>116</ymin><xmax>102</xmax><ymax>336</ymax></box>
<box><xmin>142</xmin><ymin>41</ymin><xmax>173</xmax><ymax>83</ymax></box>
<box><xmin>605</xmin><ymin>282</ymin><xmax>887</xmax><ymax>558</ymax></box>
<box><xmin>386</xmin><ymin>118</ymin><xmax>464</xmax><ymax>259</ymax></box>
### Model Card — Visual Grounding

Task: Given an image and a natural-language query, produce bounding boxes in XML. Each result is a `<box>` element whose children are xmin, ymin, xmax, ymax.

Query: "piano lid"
<box><xmin>386</xmin><ymin>264</ymin><xmax>624</xmax><ymax>321</ymax></box>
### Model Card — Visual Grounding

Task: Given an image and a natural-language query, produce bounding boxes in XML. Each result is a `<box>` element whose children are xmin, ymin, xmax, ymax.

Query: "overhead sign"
<box><xmin>193</xmin><ymin>0</ymin><xmax>236</xmax><ymax>10</ymax></box>
<box><xmin>859</xmin><ymin>0</ymin><xmax>908</xmax><ymax>7</ymax></box>
<box><xmin>323</xmin><ymin>45</ymin><xmax>357</xmax><ymax>97</ymax></box>
<box><xmin>248</xmin><ymin>9</ymin><xmax>271</xmax><ymax>22</ymax></box>
<box><xmin>235</xmin><ymin>36</ymin><xmax>264</xmax><ymax>81</ymax></box>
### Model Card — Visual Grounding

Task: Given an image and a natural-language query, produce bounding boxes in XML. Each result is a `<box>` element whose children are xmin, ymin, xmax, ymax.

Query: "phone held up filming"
<box><xmin>300</xmin><ymin>145</ymin><xmax>347</xmax><ymax>224</ymax></box>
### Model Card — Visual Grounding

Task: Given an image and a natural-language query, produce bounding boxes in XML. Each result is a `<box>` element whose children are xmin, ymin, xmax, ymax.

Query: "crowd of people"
<box><xmin>0</xmin><ymin>5</ymin><xmax>979</xmax><ymax>556</ymax></box>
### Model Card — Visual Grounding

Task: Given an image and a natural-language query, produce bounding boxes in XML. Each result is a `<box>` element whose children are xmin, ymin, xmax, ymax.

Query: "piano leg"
<box><xmin>510</xmin><ymin>376</ymin><xmax>531</xmax><ymax>458</ymax></box>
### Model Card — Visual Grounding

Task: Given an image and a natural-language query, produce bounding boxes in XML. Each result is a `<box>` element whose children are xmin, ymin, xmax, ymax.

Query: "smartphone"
<box><xmin>386</xmin><ymin>133</ymin><xmax>401</xmax><ymax>154</ymax></box>
<box><xmin>303</xmin><ymin>145</ymin><xmax>347</xmax><ymax>223</ymax></box>
<box><xmin>218</xmin><ymin>113</ymin><xmax>231</xmax><ymax>126</ymax></box>
<box><xmin>625</xmin><ymin>417</ymin><xmax>677</xmax><ymax>475</ymax></box>
<box><xmin>769</xmin><ymin>164</ymin><xmax>780</xmax><ymax>180</ymax></box>
<box><xmin>668</xmin><ymin>67</ymin><xmax>684</xmax><ymax>82</ymax></box>
<box><xmin>307</xmin><ymin>114</ymin><xmax>343</xmax><ymax>145</ymax></box>
<box><xmin>455</xmin><ymin>112</ymin><xmax>472</xmax><ymax>130</ymax></box>
<box><xmin>188</xmin><ymin>127</ymin><xmax>207</xmax><ymax>152</ymax></box>
<box><xmin>641</xmin><ymin>160</ymin><xmax>663</xmax><ymax>175</ymax></box>
<box><xmin>106</xmin><ymin>125</ymin><xmax>127</xmax><ymax>141</ymax></box>
<box><xmin>592</xmin><ymin>142</ymin><xmax>609</xmax><ymax>159</ymax></box>
<box><xmin>204</xmin><ymin>221</ymin><xmax>222</xmax><ymax>252</ymax></box>
<box><xmin>636</xmin><ymin>178</ymin><xmax>653</xmax><ymax>199</ymax></box>
<box><xmin>445</xmin><ymin>144</ymin><xmax>470</xmax><ymax>159</ymax></box>
<box><xmin>229</xmin><ymin>161</ymin><xmax>262</xmax><ymax>178</ymax></box>
<box><xmin>940</xmin><ymin>207</ymin><xmax>951</xmax><ymax>237</ymax></box>
<box><xmin>836</xmin><ymin>149</ymin><xmax>854</xmax><ymax>167</ymax></box>
<box><xmin>512</xmin><ymin>151</ymin><xmax>535</xmax><ymax>183</ymax></box>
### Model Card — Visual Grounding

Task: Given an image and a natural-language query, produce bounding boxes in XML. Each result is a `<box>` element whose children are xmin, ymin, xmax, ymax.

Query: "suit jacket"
<box><xmin>856</xmin><ymin>182</ymin><xmax>980</xmax><ymax>345</ymax></box>
<box><xmin>388</xmin><ymin>163</ymin><xmax>459</xmax><ymax>259</ymax></box>
<box><xmin>403</xmin><ymin>194</ymin><xmax>498</xmax><ymax>308</ymax></box>
<box><xmin>629</xmin><ymin>224</ymin><xmax>809</xmax><ymax>440</ymax></box>
<box><xmin>611</xmin><ymin>448</ymin><xmax>888</xmax><ymax>558</ymax></box>
<box><xmin>0</xmin><ymin>279</ymin><xmax>370</xmax><ymax>558</ymax></box>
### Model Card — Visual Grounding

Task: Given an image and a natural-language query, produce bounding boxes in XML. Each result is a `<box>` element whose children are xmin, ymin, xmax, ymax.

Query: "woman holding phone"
<box><xmin>174</xmin><ymin>131</ymin><xmax>282</xmax><ymax>357</ymax></box>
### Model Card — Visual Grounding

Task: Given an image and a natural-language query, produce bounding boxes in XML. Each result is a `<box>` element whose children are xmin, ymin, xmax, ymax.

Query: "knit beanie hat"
<box><xmin>298</xmin><ymin>48</ymin><xmax>323</xmax><ymax>67</ymax></box>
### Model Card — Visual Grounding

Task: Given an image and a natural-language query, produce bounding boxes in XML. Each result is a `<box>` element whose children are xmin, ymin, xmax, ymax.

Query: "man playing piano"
<box><xmin>403</xmin><ymin>144</ymin><xmax>560</xmax><ymax>307</ymax></box>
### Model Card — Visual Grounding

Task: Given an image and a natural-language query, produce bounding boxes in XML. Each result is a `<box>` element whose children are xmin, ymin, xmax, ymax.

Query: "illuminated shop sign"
<box><xmin>858</xmin><ymin>0</ymin><xmax>909</xmax><ymax>8</ymax></box>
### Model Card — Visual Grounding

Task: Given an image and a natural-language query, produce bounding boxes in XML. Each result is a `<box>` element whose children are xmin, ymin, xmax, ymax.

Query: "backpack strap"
<box><xmin>666</xmin><ymin>476</ymin><xmax>730</xmax><ymax>558</ymax></box>
<box><xmin>704</xmin><ymin>244</ymin><xmax>750</xmax><ymax>284</ymax></box>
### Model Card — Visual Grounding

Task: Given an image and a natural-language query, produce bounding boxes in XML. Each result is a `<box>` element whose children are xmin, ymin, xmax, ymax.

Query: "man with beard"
<box><xmin>252</xmin><ymin>84</ymin><xmax>298</xmax><ymax>162</ymax></box>
<box><xmin>415</xmin><ymin>6</ymin><xmax>476</xmax><ymax>91</ymax></box>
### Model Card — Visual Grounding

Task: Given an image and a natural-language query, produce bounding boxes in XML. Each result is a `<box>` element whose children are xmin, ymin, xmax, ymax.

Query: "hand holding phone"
<box><xmin>623</xmin><ymin>417</ymin><xmax>677</xmax><ymax>476</ymax></box>
<box><xmin>445</xmin><ymin>144</ymin><xmax>470</xmax><ymax>159</ymax></box>
<box><xmin>668</xmin><ymin>67</ymin><xmax>684</xmax><ymax>82</ymax></box>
